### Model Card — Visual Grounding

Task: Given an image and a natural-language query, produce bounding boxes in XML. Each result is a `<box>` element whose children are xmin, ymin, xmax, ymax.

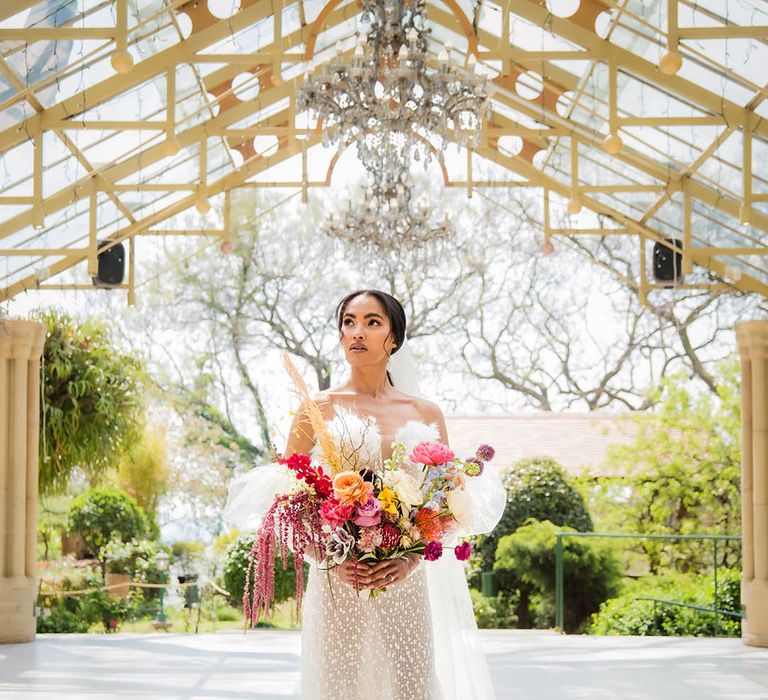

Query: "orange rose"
<box><xmin>333</xmin><ymin>471</ymin><xmax>373</xmax><ymax>505</ymax></box>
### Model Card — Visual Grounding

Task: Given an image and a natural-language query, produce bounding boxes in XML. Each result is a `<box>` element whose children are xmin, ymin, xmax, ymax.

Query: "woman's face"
<box><xmin>339</xmin><ymin>294</ymin><xmax>397</xmax><ymax>368</ymax></box>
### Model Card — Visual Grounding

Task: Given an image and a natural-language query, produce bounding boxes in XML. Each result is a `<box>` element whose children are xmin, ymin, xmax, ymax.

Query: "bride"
<box><xmin>225</xmin><ymin>288</ymin><xmax>504</xmax><ymax>700</ymax></box>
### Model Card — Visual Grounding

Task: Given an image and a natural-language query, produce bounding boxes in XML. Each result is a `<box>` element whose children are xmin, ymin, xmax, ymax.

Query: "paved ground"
<box><xmin>0</xmin><ymin>630</ymin><xmax>767</xmax><ymax>699</ymax></box>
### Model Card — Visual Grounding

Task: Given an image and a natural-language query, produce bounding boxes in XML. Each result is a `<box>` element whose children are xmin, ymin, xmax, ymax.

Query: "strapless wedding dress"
<box><xmin>301</xmin><ymin>407</ymin><xmax>443</xmax><ymax>700</ymax></box>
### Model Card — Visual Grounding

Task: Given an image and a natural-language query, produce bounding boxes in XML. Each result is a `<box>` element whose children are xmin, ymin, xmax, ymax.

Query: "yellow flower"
<box><xmin>379</xmin><ymin>487</ymin><xmax>399</xmax><ymax>515</ymax></box>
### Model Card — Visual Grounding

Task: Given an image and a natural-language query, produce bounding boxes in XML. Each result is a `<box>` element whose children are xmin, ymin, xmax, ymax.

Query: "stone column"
<box><xmin>737</xmin><ymin>320</ymin><xmax>768</xmax><ymax>647</ymax></box>
<box><xmin>0</xmin><ymin>319</ymin><xmax>45</xmax><ymax>643</ymax></box>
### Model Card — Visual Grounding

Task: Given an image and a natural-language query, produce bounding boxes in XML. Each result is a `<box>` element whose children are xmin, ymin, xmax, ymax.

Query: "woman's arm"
<box><xmin>284</xmin><ymin>396</ymin><xmax>319</xmax><ymax>458</ymax></box>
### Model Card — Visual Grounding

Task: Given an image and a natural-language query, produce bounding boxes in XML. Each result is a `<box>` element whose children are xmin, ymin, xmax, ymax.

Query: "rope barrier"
<box><xmin>39</xmin><ymin>579</ymin><xmax>231</xmax><ymax>598</ymax></box>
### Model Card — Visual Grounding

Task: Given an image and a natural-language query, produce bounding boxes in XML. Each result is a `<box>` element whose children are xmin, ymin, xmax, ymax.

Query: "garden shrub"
<box><xmin>589</xmin><ymin>568</ymin><xmax>741</xmax><ymax>637</ymax></box>
<box><xmin>494</xmin><ymin>519</ymin><xmax>621</xmax><ymax>632</ymax></box>
<box><xmin>469</xmin><ymin>588</ymin><xmax>519</xmax><ymax>629</ymax></box>
<box><xmin>67</xmin><ymin>487</ymin><xmax>150</xmax><ymax>563</ymax></box>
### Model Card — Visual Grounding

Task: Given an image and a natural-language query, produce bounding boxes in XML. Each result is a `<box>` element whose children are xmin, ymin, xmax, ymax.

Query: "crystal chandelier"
<box><xmin>297</xmin><ymin>0</ymin><xmax>490</xmax><ymax>172</ymax></box>
<box><xmin>323</xmin><ymin>168</ymin><xmax>453</xmax><ymax>256</ymax></box>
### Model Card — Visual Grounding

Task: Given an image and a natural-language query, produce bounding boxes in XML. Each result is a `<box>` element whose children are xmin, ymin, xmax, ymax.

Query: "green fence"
<box><xmin>554</xmin><ymin>532</ymin><xmax>742</xmax><ymax>633</ymax></box>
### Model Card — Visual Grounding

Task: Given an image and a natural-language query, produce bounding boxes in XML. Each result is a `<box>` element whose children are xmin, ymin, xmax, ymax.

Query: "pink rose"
<box><xmin>454</xmin><ymin>541</ymin><xmax>472</xmax><ymax>561</ymax></box>
<box><xmin>424</xmin><ymin>541</ymin><xmax>443</xmax><ymax>561</ymax></box>
<box><xmin>409</xmin><ymin>440</ymin><xmax>455</xmax><ymax>466</ymax></box>
<box><xmin>320</xmin><ymin>498</ymin><xmax>354</xmax><ymax>528</ymax></box>
<box><xmin>353</xmin><ymin>497</ymin><xmax>382</xmax><ymax>527</ymax></box>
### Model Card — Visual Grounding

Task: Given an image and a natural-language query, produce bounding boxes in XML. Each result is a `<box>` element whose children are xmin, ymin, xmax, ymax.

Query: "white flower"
<box><xmin>446</xmin><ymin>488</ymin><xmax>474</xmax><ymax>529</ymax></box>
<box><xmin>388</xmin><ymin>470</ymin><xmax>423</xmax><ymax>509</ymax></box>
<box><xmin>325</xmin><ymin>527</ymin><xmax>355</xmax><ymax>565</ymax></box>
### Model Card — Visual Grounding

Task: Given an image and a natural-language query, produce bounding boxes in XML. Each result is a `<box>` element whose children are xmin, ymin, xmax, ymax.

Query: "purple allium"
<box><xmin>476</xmin><ymin>444</ymin><xmax>495</xmax><ymax>462</ymax></box>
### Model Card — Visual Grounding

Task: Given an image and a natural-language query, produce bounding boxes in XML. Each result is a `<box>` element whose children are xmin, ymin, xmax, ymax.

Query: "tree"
<box><xmin>36</xmin><ymin>309</ymin><xmax>145</xmax><ymax>493</ymax></box>
<box><xmin>589</xmin><ymin>360</ymin><xmax>741</xmax><ymax>573</ymax></box>
<box><xmin>459</xmin><ymin>190</ymin><xmax>757</xmax><ymax>410</ymax></box>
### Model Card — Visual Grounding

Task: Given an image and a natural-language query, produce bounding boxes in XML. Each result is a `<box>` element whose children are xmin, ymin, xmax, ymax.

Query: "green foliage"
<box><xmin>472</xmin><ymin>457</ymin><xmax>593</xmax><ymax>590</ymax></box>
<box><xmin>67</xmin><ymin>488</ymin><xmax>150</xmax><ymax>563</ymax></box>
<box><xmin>589</xmin><ymin>569</ymin><xmax>741</xmax><ymax>637</ymax></box>
<box><xmin>37</xmin><ymin>572</ymin><xmax>145</xmax><ymax>633</ymax></box>
<box><xmin>469</xmin><ymin>588</ymin><xmax>519</xmax><ymax>629</ymax></box>
<box><xmin>221</xmin><ymin>532</ymin><xmax>308</xmax><ymax>609</ymax></box>
<box><xmin>494</xmin><ymin>519</ymin><xmax>621</xmax><ymax>633</ymax></box>
<box><xmin>593</xmin><ymin>363</ymin><xmax>741</xmax><ymax>572</ymax></box>
<box><xmin>37</xmin><ymin>604</ymin><xmax>91</xmax><ymax>633</ymax></box>
<box><xmin>79</xmin><ymin>585</ymin><xmax>145</xmax><ymax>633</ymax></box>
<box><xmin>36</xmin><ymin>309</ymin><xmax>145</xmax><ymax>494</ymax></box>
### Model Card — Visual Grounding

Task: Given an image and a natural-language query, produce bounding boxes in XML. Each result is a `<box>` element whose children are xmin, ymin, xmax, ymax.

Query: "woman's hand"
<box><xmin>369</xmin><ymin>553</ymin><xmax>421</xmax><ymax>589</ymax></box>
<box><xmin>332</xmin><ymin>558</ymin><xmax>379</xmax><ymax>588</ymax></box>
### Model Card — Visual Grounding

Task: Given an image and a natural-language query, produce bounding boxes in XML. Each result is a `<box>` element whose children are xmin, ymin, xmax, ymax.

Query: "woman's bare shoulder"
<box><xmin>409</xmin><ymin>395</ymin><xmax>443</xmax><ymax>423</ymax></box>
<box><xmin>306</xmin><ymin>387</ymin><xmax>344</xmax><ymax>420</ymax></box>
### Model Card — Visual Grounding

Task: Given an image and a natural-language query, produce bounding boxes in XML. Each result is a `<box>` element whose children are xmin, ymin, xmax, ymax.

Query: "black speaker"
<box><xmin>91</xmin><ymin>240</ymin><xmax>125</xmax><ymax>287</ymax></box>
<box><xmin>652</xmin><ymin>238</ymin><xmax>683</xmax><ymax>283</ymax></box>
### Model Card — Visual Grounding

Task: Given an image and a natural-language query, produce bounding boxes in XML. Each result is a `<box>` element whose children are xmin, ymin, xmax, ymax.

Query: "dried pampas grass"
<box><xmin>282</xmin><ymin>352</ymin><xmax>343</xmax><ymax>474</ymax></box>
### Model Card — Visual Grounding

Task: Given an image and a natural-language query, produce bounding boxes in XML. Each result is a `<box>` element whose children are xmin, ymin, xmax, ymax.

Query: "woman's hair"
<box><xmin>335</xmin><ymin>289</ymin><xmax>407</xmax><ymax>386</ymax></box>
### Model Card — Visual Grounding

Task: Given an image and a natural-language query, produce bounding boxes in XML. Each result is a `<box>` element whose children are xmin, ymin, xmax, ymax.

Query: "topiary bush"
<box><xmin>494</xmin><ymin>519</ymin><xmax>621</xmax><ymax>633</ymax></box>
<box><xmin>67</xmin><ymin>488</ymin><xmax>150</xmax><ymax>576</ymax></box>
<box><xmin>221</xmin><ymin>532</ymin><xmax>309</xmax><ymax>610</ymax></box>
<box><xmin>589</xmin><ymin>568</ymin><xmax>741</xmax><ymax>637</ymax></box>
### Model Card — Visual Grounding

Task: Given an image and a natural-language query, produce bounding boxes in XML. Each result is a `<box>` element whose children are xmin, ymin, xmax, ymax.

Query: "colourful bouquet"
<box><xmin>243</xmin><ymin>436</ymin><xmax>495</xmax><ymax>624</ymax></box>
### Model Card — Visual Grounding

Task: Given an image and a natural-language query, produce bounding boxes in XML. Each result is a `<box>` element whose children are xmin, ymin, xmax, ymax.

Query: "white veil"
<box><xmin>388</xmin><ymin>334</ymin><xmax>503</xmax><ymax>700</ymax></box>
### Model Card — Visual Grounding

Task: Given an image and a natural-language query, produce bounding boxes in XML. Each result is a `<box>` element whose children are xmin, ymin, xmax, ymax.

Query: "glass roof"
<box><xmin>0</xmin><ymin>0</ymin><xmax>766</xmax><ymax>300</ymax></box>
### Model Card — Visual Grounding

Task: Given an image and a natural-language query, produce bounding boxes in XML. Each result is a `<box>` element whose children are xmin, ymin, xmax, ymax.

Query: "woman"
<box><xmin>285</xmin><ymin>289</ymin><xmax>501</xmax><ymax>700</ymax></box>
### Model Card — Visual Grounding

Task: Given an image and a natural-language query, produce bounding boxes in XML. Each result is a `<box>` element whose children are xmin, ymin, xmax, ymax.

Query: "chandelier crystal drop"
<box><xmin>322</xmin><ymin>168</ymin><xmax>453</xmax><ymax>256</ymax></box>
<box><xmin>297</xmin><ymin>0</ymin><xmax>490</xmax><ymax>173</ymax></box>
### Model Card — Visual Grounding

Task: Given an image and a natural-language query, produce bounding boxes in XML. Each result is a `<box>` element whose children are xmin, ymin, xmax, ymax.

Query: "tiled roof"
<box><xmin>445</xmin><ymin>413</ymin><xmax>640</xmax><ymax>477</ymax></box>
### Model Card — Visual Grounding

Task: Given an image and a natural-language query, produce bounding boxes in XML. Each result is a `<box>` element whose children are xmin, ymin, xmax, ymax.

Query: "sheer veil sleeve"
<box><xmin>223</xmin><ymin>461</ymin><xmax>294</xmax><ymax>531</ymax></box>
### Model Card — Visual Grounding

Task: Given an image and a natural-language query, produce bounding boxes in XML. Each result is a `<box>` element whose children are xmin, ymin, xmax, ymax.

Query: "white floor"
<box><xmin>0</xmin><ymin>630</ymin><xmax>767</xmax><ymax>700</ymax></box>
